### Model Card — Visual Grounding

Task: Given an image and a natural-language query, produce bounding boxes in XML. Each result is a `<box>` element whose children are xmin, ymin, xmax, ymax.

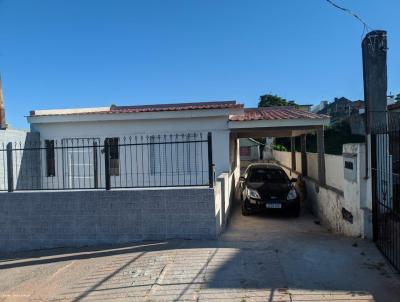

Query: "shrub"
<box><xmin>272</xmin><ymin>144</ymin><xmax>288</xmax><ymax>151</ymax></box>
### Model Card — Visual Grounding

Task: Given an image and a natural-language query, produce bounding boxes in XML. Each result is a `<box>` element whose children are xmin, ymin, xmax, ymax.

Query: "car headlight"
<box><xmin>247</xmin><ymin>188</ymin><xmax>261</xmax><ymax>199</ymax></box>
<box><xmin>287</xmin><ymin>188</ymin><xmax>297</xmax><ymax>200</ymax></box>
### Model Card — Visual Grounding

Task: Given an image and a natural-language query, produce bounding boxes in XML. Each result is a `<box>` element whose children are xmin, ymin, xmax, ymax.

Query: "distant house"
<box><xmin>387</xmin><ymin>102</ymin><xmax>400</xmax><ymax>130</ymax></box>
<box><xmin>239</xmin><ymin>138</ymin><xmax>260</xmax><ymax>161</ymax></box>
<box><xmin>387</xmin><ymin>95</ymin><xmax>397</xmax><ymax>106</ymax></box>
<box><xmin>298</xmin><ymin>104</ymin><xmax>313</xmax><ymax>112</ymax></box>
<box><xmin>313</xmin><ymin>97</ymin><xmax>366</xmax><ymax>135</ymax></box>
<box><xmin>315</xmin><ymin>97</ymin><xmax>364</xmax><ymax>120</ymax></box>
<box><xmin>312</xmin><ymin>100</ymin><xmax>328</xmax><ymax>113</ymax></box>
<box><xmin>388</xmin><ymin>102</ymin><xmax>400</xmax><ymax>113</ymax></box>
<box><xmin>348</xmin><ymin>113</ymin><xmax>366</xmax><ymax>136</ymax></box>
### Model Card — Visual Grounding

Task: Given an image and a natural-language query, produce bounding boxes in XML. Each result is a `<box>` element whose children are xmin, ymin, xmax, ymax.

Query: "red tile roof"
<box><xmin>30</xmin><ymin>101</ymin><xmax>242</xmax><ymax>117</ymax></box>
<box><xmin>110</xmin><ymin>101</ymin><xmax>243</xmax><ymax>113</ymax></box>
<box><xmin>229</xmin><ymin>107</ymin><xmax>329</xmax><ymax>121</ymax></box>
<box><xmin>388</xmin><ymin>103</ymin><xmax>400</xmax><ymax>111</ymax></box>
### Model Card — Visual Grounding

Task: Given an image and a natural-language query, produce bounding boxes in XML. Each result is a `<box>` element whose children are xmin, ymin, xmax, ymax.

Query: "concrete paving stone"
<box><xmin>0</xmin><ymin>203</ymin><xmax>399</xmax><ymax>302</ymax></box>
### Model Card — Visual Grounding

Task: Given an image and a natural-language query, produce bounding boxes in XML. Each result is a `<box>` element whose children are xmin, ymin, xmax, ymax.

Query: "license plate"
<box><xmin>266</xmin><ymin>203</ymin><xmax>282</xmax><ymax>209</ymax></box>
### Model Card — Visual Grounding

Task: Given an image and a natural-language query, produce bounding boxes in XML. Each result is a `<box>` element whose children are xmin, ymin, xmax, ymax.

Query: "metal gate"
<box><xmin>371</xmin><ymin>115</ymin><xmax>400</xmax><ymax>271</ymax></box>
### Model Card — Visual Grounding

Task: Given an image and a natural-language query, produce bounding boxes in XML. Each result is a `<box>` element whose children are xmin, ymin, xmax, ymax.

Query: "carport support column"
<box><xmin>290</xmin><ymin>137</ymin><xmax>296</xmax><ymax>173</ymax></box>
<box><xmin>300</xmin><ymin>134</ymin><xmax>307</xmax><ymax>177</ymax></box>
<box><xmin>317</xmin><ymin>127</ymin><xmax>326</xmax><ymax>186</ymax></box>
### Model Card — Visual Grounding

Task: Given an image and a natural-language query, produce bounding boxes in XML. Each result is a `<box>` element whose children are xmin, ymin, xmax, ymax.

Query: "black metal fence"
<box><xmin>0</xmin><ymin>132</ymin><xmax>214</xmax><ymax>192</ymax></box>
<box><xmin>371</xmin><ymin>113</ymin><xmax>400</xmax><ymax>272</ymax></box>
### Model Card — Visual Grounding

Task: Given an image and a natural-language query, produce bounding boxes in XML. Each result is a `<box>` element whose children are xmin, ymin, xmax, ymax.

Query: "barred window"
<box><xmin>150</xmin><ymin>134</ymin><xmax>199</xmax><ymax>175</ymax></box>
<box><xmin>150</xmin><ymin>136</ymin><xmax>167</xmax><ymax>175</ymax></box>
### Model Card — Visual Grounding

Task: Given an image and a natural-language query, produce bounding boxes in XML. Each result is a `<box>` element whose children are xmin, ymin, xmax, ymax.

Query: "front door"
<box><xmin>62</xmin><ymin>138</ymin><xmax>101</xmax><ymax>189</ymax></box>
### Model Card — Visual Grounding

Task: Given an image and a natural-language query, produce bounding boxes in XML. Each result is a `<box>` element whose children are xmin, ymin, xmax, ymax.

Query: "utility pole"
<box><xmin>362</xmin><ymin>30</ymin><xmax>388</xmax><ymax>133</ymax></box>
<box><xmin>362</xmin><ymin>30</ymin><xmax>387</xmax><ymax>181</ymax></box>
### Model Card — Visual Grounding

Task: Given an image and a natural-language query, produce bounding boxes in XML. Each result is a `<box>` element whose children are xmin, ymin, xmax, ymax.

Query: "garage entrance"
<box><xmin>225</xmin><ymin>106</ymin><xmax>330</xmax><ymax>228</ymax></box>
<box><xmin>229</xmin><ymin>106</ymin><xmax>330</xmax><ymax>184</ymax></box>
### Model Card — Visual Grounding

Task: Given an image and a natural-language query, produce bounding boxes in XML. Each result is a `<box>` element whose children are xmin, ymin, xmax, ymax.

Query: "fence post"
<box><xmin>370</xmin><ymin>133</ymin><xmax>378</xmax><ymax>241</ymax></box>
<box><xmin>93</xmin><ymin>141</ymin><xmax>99</xmax><ymax>189</ymax></box>
<box><xmin>207</xmin><ymin>132</ymin><xmax>214</xmax><ymax>188</ymax></box>
<box><xmin>104</xmin><ymin>139</ymin><xmax>111</xmax><ymax>190</ymax></box>
<box><xmin>6</xmin><ymin>142</ymin><xmax>13</xmax><ymax>192</ymax></box>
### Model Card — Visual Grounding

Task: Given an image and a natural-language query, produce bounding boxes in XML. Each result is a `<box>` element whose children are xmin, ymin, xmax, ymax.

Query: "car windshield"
<box><xmin>248</xmin><ymin>168</ymin><xmax>288</xmax><ymax>183</ymax></box>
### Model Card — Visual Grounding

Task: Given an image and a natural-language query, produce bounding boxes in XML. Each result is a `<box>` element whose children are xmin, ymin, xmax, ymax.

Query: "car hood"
<box><xmin>247</xmin><ymin>181</ymin><xmax>291</xmax><ymax>200</ymax></box>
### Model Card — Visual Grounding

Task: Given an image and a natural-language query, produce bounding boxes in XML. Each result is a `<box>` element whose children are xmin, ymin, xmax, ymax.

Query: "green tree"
<box><xmin>395</xmin><ymin>93</ymin><xmax>400</xmax><ymax>103</ymax></box>
<box><xmin>258</xmin><ymin>94</ymin><xmax>297</xmax><ymax>107</ymax></box>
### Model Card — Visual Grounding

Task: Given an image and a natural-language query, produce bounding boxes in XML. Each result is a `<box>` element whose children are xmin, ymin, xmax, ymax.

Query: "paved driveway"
<box><xmin>0</xmin><ymin>203</ymin><xmax>399</xmax><ymax>302</ymax></box>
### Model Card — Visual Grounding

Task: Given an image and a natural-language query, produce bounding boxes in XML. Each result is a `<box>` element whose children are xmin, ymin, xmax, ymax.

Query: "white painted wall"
<box><xmin>295</xmin><ymin>152</ymin><xmax>302</xmax><ymax>173</ymax></box>
<box><xmin>306</xmin><ymin>153</ymin><xmax>319</xmax><ymax>182</ymax></box>
<box><xmin>272</xmin><ymin>150</ymin><xmax>344</xmax><ymax>191</ymax></box>
<box><xmin>214</xmin><ymin>179</ymin><xmax>222</xmax><ymax>235</ymax></box>
<box><xmin>216</xmin><ymin>173</ymin><xmax>229</xmax><ymax>231</ymax></box>
<box><xmin>30</xmin><ymin>116</ymin><xmax>231</xmax><ymax>189</ymax></box>
<box><xmin>275</xmin><ymin>143</ymin><xmax>371</xmax><ymax>238</ymax></box>
<box><xmin>342</xmin><ymin>143</ymin><xmax>372</xmax><ymax>238</ymax></box>
<box><xmin>323</xmin><ymin>154</ymin><xmax>344</xmax><ymax>191</ymax></box>
<box><xmin>0</xmin><ymin>130</ymin><xmax>40</xmax><ymax>191</ymax></box>
<box><xmin>272</xmin><ymin>150</ymin><xmax>292</xmax><ymax>170</ymax></box>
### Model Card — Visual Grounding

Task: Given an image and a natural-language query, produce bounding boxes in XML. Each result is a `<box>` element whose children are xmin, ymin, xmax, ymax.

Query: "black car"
<box><xmin>239</xmin><ymin>163</ymin><xmax>300</xmax><ymax>217</ymax></box>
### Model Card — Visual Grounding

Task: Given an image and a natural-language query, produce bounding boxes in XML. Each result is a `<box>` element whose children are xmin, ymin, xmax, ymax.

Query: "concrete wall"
<box><xmin>0</xmin><ymin>129</ymin><xmax>40</xmax><ymax>191</ymax></box>
<box><xmin>214</xmin><ymin>136</ymin><xmax>240</xmax><ymax>232</ymax></box>
<box><xmin>304</xmin><ymin>178</ymin><xmax>358</xmax><ymax>236</ymax></box>
<box><xmin>214</xmin><ymin>179</ymin><xmax>223</xmax><ymax>235</ymax></box>
<box><xmin>342</xmin><ymin>143</ymin><xmax>372</xmax><ymax>239</ymax></box>
<box><xmin>274</xmin><ymin>143</ymin><xmax>372</xmax><ymax>238</ymax></box>
<box><xmin>295</xmin><ymin>151</ymin><xmax>302</xmax><ymax>175</ymax></box>
<box><xmin>324</xmin><ymin>154</ymin><xmax>344</xmax><ymax>191</ymax></box>
<box><xmin>0</xmin><ymin>187</ymin><xmax>217</xmax><ymax>253</ymax></box>
<box><xmin>216</xmin><ymin>173</ymin><xmax>231</xmax><ymax>231</ymax></box>
<box><xmin>273</xmin><ymin>150</ymin><xmax>344</xmax><ymax>191</ymax></box>
<box><xmin>306</xmin><ymin>152</ymin><xmax>319</xmax><ymax>182</ymax></box>
<box><xmin>273</xmin><ymin>150</ymin><xmax>292</xmax><ymax>171</ymax></box>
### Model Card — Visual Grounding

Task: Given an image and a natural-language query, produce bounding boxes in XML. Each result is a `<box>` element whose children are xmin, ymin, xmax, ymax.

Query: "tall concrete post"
<box><xmin>317</xmin><ymin>127</ymin><xmax>326</xmax><ymax>186</ymax></box>
<box><xmin>300</xmin><ymin>134</ymin><xmax>308</xmax><ymax>177</ymax></box>
<box><xmin>362</xmin><ymin>30</ymin><xmax>388</xmax><ymax>133</ymax></box>
<box><xmin>362</xmin><ymin>30</ymin><xmax>388</xmax><ymax>241</ymax></box>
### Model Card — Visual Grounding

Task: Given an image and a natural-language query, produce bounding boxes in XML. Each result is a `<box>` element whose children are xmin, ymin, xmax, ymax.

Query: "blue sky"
<box><xmin>0</xmin><ymin>0</ymin><xmax>399</xmax><ymax>129</ymax></box>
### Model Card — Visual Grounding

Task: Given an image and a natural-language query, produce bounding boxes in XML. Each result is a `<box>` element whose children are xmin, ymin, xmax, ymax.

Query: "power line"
<box><xmin>325</xmin><ymin>0</ymin><xmax>372</xmax><ymax>33</ymax></box>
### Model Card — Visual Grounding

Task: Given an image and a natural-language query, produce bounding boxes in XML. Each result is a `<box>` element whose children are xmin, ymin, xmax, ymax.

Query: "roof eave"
<box><xmin>228</xmin><ymin>117</ymin><xmax>330</xmax><ymax>129</ymax></box>
<box><xmin>28</xmin><ymin>107</ymin><xmax>242</xmax><ymax>124</ymax></box>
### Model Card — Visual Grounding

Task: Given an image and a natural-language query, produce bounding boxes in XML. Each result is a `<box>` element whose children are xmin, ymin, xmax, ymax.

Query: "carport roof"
<box><xmin>229</xmin><ymin>107</ymin><xmax>329</xmax><ymax>121</ymax></box>
<box><xmin>228</xmin><ymin>106</ymin><xmax>330</xmax><ymax>138</ymax></box>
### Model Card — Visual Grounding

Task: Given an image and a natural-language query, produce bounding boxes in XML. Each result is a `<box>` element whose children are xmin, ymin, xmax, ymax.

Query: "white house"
<box><xmin>26</xmin><ymin>102</ymin><xmax>242</xmax><ymax>190</ymax></box>
<box><xmin>0</xmin><ymin>100</ymin><xmax>331</xmax><ymax>248</ymax></box>
<box><xmin>15</xmin><ymin>101</ymin><xmax>330</xmax><ymax>192</ymax></box>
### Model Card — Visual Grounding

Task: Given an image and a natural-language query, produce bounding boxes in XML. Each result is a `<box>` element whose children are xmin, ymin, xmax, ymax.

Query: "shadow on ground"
<box><xmin>0</xmin><ymin>203</ymin><xmax>399</xmax><ymax>302</ymax></box>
